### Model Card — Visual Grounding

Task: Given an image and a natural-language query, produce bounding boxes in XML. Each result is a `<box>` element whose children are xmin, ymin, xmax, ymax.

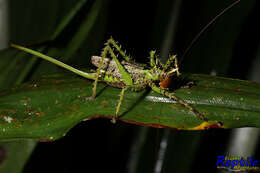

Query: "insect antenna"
<box><xmin>179</xmin><ymin>0</ymin><xmax>241</xmax><ymax>65</ymax></box>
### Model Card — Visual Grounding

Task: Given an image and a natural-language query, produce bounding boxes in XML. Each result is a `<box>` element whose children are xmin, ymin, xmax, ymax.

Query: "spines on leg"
<box><xmin>164</xmin><ymin>55</ymin><xmax>180</xmax><ymax>77</ymax></box>
<box><xmin>150</xmin><ymin>83</ymin><xmax>207</xmax><ymax>121</ymax></box>
<box><xmin>106</xmin><ymin>37</ymin><xmax>133</xmax><ymax>62</ymax></box>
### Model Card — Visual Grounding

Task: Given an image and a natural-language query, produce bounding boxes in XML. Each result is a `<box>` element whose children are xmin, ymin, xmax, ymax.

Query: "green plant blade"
<box><xmin>10</xmin><ymin>0</ymin><xmax>88</xmax><ymax>44</ymax></box>
<box><xmin>0</xmin><ymin>140</ymin><xmax>36</xmax><ymax>173</ymax></box>
<box><xmin>0</xmin><ymin>72</ymin><xmax>259</xmax><ymax>141</ymax></box>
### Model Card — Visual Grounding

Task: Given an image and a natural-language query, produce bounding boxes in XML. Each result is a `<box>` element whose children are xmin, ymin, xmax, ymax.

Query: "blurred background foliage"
<box><xmin>0</xmin><ymin>0</ymin><xmax>259</xmax><ymax>172</ymax></box>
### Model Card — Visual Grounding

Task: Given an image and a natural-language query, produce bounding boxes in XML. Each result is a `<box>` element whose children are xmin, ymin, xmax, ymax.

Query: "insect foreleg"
<box><xmin>149</xmin><ymin>51</ymin><xmax>156</xmax><ymax>67</ymax></box>
<box><xmin>149</xmin><ymin>50</ymin><xmax>164</xmax><ymax>69</ymax></box>
<box><xmin>150</xmin><ymin>83</ymin><xmax>207</xmax><ymax>121</ymax></box>
<box><xmin>164</xmin><ymin>55</ymin><xmax>180</xmax><ymax>77</ymax></box>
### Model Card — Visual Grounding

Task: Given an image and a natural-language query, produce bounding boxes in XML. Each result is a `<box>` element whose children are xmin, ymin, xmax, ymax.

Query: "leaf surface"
<box><xmin>0</xmin><ymin>72</ymin><xmax>259</xmax><ymax>141</ymax></box>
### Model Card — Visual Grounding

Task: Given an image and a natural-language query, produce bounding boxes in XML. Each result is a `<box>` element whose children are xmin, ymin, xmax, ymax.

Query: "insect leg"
<box><xmin>150</xmin><ymin>83</ymin><xmax>207</xmax><ymax>121</ymax></box>
<box><xmin>94</xmin><ymin>42</ymin><xmax>134</xmax><ymax>122</ymax></box>
<box><xmin>10</xmin><ymin>44</ymin><xmax>96</xmax><ymax>80</ymax></box>
<box><xmin>164</xmin><ymin>55</ymin><xmax>180</xmax><ymax>77</ymax></box>
<box><xmin>106</xmin><ymin>46</ymin><xmax>133</xmax><ymax>86</ymax></box>
<box><xmin>92</xmin><ymin>45</ymin><xmax>111</xmax><ymax>98</ymax></box>
<box><xmin>149</xmin><ymin>50</ymin><xmax>157</xmax><ymax>67</ymax></box>
<box><xmin>106</xmin><ymin>37</ymin><xmax>133</xmax><ymax>62</ymax></box>
<box><xmin>112</xmin><ymin>85</ymin><xmax>143</xmax><ymax>123</ymax></box>
<box><xmin>92</xmin><ymin>37</ymin><xmax>134</xmax><ymax>98</ymax></box>
<box><xmin>149</xmin><ymin>50</ymin><xmax>164</xmax><ymax>69</ymax></box>
<box><xmin>112</xmin><ymin>87</ymin><xmax>127</xmax><ymax>123</ymax></box>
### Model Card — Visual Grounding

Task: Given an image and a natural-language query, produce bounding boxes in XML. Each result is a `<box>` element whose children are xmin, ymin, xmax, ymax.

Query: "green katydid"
<box><xmin>11</xmin><ymin>38</ymin><xmax>206</xmax><ymax>123</ymax></box>
<box><xmin>10</xmin><ymin>0</ymin><xmax>240</xmax><ymax>124</ymax></box>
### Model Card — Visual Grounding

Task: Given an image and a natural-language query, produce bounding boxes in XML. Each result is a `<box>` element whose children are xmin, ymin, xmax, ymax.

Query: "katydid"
<box><xmin>11</xmin><ymin>39</ymin><xmax>206</xmax><ymax>123</ymax></box>
<box><xmin>10</xmin><ymin>0</ymin><xmax>240</xmax><ymax>123</ymax></box>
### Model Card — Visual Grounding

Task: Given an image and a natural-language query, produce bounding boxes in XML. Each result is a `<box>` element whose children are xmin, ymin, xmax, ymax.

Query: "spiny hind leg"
<box><xmin>92</xmin><ymin>36</ymin><xmax>134</xmax><ymax>96</ymax></box>
<box><xmin>106</xmin><ymin>45</ymin><xmax>133</xmax><ymax>86</ymax></box>
<box><xmin>92</xmin><ymin>42</ymin><xmax>133</xmax><ymax>123</ymax></box>
<box><xmin>150</xmin><ymin>84</ymin><xmax>207</xmax><ymax>121</ymax></box>
<box><xmin>92</xmin><ymin>38</ymin><xmax>134</xmax><ymax>123</ymax></box>
<box><xmin>106</xmin><ymin>37</ymin><xmax>133</xmax><ymax>62</ymax></box>
<box><xmin>104</xmin><ymin>45</ymin><xmax>134</xmax><ymax>123</ymax></box>
<box><xmin>92</xmin><ymin>38</ymin><xmax>133</xmax><ymax>98</ymax></box>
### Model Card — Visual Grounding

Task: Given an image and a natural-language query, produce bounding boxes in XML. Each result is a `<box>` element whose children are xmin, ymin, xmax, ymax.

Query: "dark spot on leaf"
<box><xmin>34</xmin><ymin>122</ymin><xmax>40</xmax><ymax>126</ymax></box>
<box><xmin>102</xmin><ymin>101</ymin><xmax>109</xmax><ymax>108</ymax></box>
<box><xmin>29</xmin><ymin>83</ymin><xmax>38</xmax><ymax>88</ymax></box>
<box><xmin>26</xmin><ymin>106</ymin><xmax>31</xmax><ymax>111</ymax></box>
<box><xmin>79</xmin><ymin>96</ymin><xmax>94</xmax><ymax>102</ymax></box>
<box><xmin>9</xmin><ymin>110</ymin><xmax>17</xmax><ymax>114</ymax></box>
<box><xmin>36</xmin><ymin>112</ymin><xmax>45</xmax><ymax>117</ymax></box>
<box><xmin>67</xmin><ymin>106</ymin><xmax>79</xmax><ymax>111</ymax></box>
<box><xmin>235</xmin><ymin>88</ymin><xmax>241</xmax><ymax>92</ymax></box>
<box><xmin>55</xmin><ymin>80</ymin><xmax>61</xmax><ymax>84</ymax></box>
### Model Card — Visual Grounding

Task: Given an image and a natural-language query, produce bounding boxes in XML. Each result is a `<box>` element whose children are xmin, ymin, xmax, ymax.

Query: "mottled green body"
<box><xmin>91</xmin><ymin>56</ymin><xmax>147</xmax><ymax>90</ymax></box>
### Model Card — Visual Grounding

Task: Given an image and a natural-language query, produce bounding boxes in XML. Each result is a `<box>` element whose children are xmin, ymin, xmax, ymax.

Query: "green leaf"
<box><xmin>9</xmin><ymin>0</ymin><xmax>87</xmax><ymax>44</ymax></box>
<box><xmin>3</xmin><ymin>1</ymin><xmax>103</xmax><ymax>172</ymax></box>
<box><xmin>0</xmin><ymin>71</ymin><xmax>260</xmax><ymax>141</ymax></box>
<box><xmin>0</xmin><ymin>140</ymin><xmax>36</xmax><ymax>173</ymax></box>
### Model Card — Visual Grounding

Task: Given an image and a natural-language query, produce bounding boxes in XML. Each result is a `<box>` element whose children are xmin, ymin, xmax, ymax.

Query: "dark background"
<box><xmin>4</xmin><ymin>0</ymin><xmax>260</xmax><ymax>172</ymax></box>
